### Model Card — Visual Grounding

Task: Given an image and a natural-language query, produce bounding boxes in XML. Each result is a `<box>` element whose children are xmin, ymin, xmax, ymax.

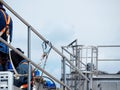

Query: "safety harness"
<box><xmin>20</xmin><ymin>62</ymin><xmax>34</xmax><ymax>89</ymax></box>
<box><xmin>20</xmin><ymin>72</ymin><xmax>34</xmax><ymax>89</ymax></box>
<box><xmin>0</xmin><ymin>9</ymin><xmax>11</xmax><ymax>37</ymax></box>
<box><xmin>20</xmin><ymin>41</ymin><xmax>52</xmax><ymax>89</ymax></box>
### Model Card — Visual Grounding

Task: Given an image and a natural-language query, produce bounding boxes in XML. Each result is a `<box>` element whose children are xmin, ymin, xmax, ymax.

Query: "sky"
<box><xmin>3</xmin><ymin>0</ymin><xmax>120</xmax><ymax>85</ymax></box>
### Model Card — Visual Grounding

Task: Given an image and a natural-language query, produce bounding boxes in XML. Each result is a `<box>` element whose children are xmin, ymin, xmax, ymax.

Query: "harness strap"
<box><xmin>20</xmin><ymin>62</ymin><xmax>34</xmax><ymax>89</ymax></box>
<box><xmin>0</xmin><ymin>9</ymin><xmax>11</xmax><ymax>36</ymax></box>
<box><xmin>20</xmin><ymin>83</ymin><xmax>28</xmax><ymax>89</ymax></box>
<box><xmin>20</xmin><ymin>73</ymin><xmax>34</xmax><ymax>89</ymax></box>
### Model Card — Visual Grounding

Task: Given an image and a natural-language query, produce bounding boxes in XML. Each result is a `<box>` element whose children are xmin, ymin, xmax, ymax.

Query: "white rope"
<box><xmin>7</xmin><ymin>33</ymin><xmax>19</xmax><ymax>79</ymax></box>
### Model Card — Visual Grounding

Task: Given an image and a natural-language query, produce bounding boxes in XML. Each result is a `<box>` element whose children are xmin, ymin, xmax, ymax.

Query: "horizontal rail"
<box><xmin>98</xmin><ymin>59</ymin><xmax>120</xmax><ymax>61</ymax></box>
<box><xmin>0</xmin><ymin>37</ymin><xmax>70</xmax><ymax>90</ymax></box>
<box><xmin>62</xmin><ymin>47</ymin><xmax>86</xmax><ymax>66</ymax></box>
<box><xmin>97</xmin><ymin>45</ymin><xmax>120</xmax><ymax>48</ymax></box>
<box><xmin>0</xmin><ymin>0</ymin><xmax>89</xmax><ymax>81</ymax></box>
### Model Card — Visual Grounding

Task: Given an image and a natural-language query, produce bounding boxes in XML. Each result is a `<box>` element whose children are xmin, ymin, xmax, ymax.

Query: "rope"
<box><xmin>40</xmin><ymin>41</ymin><xmax>52</xmax><ymax>77</ymax></box>
<box><xmin>7</xmin><ymin>34</ymin><xmax>20</xmax><ymax>79</ymax></box>
<box><xmin>33</xmin><ymin>41</ymin><xmax>52</xmax><ymax>77</ymax></box>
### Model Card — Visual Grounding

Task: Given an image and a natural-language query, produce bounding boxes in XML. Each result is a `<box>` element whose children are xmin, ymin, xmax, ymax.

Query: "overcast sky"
<box><xmin>3</xmin><ymin>0</ymin><xmax>120</xmax><ymax>84</ymax></box>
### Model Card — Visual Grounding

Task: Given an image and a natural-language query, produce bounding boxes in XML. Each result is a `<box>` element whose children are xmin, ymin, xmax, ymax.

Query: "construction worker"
<box><xmin>10</xmin><ymin>48</ymin><xmax>32</xmax><ymax>90</ymax></box>
<box><xmin>0</xmin><ymin>2</ymin><xmax>13</xmax><ymax>71</ymax></box>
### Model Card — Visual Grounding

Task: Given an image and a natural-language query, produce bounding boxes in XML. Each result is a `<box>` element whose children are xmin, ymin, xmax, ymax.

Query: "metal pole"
<box><xmin>63</xmin><ymin>58</ymin><xmax>66</xmax><ymax>90</ymax></box>
<box><xmin>89</xmin><ymin>48</ymin><xmax>94</xmax><ymax>90</ymax></box>
<box><xmin>97</xmin><ymin>45</ymin><xmax>120</xmax><ymax>47</ymax></box>
<box><xmin>61</xmin><ymin>48</ymin><xmax>66</xmax><ymax>90</ymax></box>
<box><xmin>75</xmin><ymin>40</ymin><xmax>77</xmax><ymax>90</ymax></box>
<box><xmin>0</xmin><ymin>37</ymin><xmax>71</xmax><ymax>90</ymax></box>
<box><xmin>62</xmin><ymin>47</ymin><xmax>86</xmax><ymax>66</ymax></box>
<box><xmin>0</xmin><ymin>0</ymin><xmax>89</xmax><ymax>81</ymax></box>
<box><xmin>96</xmin><ymin>48</ymin><xmax>98</xmax><ymax>73</ymax></box>
<box><xmin>27</xmin><ymin>26</ymin><xmax>31</xmax><ymax>90</ymax></box>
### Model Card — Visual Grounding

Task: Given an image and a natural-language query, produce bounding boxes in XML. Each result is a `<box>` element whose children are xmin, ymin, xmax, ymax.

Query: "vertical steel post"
<box><xmin>89</xmin><ymin>47</ymin><xmax>94</xmax><ymax>90</ymax></box>
<box><xmin>63</xmin><ymin>58</ymin><xmax>66</xmax><ymax>90</ymax></box>
<box><xmin>75</xmin><ymin>40</ymin><xmax>77</xmax><ymax>90</ymax></box>
<box><xmin>61</xmin><ymin>47</ymin><xmax>66</xmax><ymax>90</ymax></box>
<box><xmin>27</xmin><ymin>26</ymin><xmax>31</xmax><ymax>90</ymax></box>
<box><xmin>96</xmin><ymin>47</ymin><xmax>98</xmax><ymax>74</ymax></box>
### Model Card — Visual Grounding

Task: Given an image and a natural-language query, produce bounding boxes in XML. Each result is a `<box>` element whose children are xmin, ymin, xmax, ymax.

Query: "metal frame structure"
<box><xmin>0</xmin><ymin>0</ymin><xmax>120</xmax><ymax>90</ymax></box>
<box><xmin>0</xmin><ymin>0</ymin><xmax>90</xmax><ymax>90</ymax></box>
<box><xmin>61</xmin><ymin>40</ymin><xmax>120</xmax><ymax>90</ymax></box>
<box><xmin>0</xmin><ymin>0</ymin><xmax>73</xmax><ymax>90</ymax></box>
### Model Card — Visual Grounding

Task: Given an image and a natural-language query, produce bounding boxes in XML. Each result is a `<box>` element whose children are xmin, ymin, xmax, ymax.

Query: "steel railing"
<box><xmin>0</xmin><ymin>0</ymin><xmax>90</xmax><ymax>89</ymax></box>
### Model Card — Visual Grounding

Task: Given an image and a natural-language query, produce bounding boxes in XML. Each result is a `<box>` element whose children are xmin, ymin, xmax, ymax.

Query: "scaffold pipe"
<box><xmin>0</xmin><ymin>37</ymin><xmax>70</xmax><ymax>90</ymax></box>
<box><xmin>0</xmin><ymin>0</ymin><xmax>89</xmax><ymax>81</ymax></box>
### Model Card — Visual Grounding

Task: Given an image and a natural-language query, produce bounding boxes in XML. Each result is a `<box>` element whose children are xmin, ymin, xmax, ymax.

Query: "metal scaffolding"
<box><xmin>61</xmin><ymin>40</ymin><xmax>120</xmax><ymax>90</ymax></box>
<box><xmin>0</xmin><ymin>0</ymin><xmax>72</xmax><ymax>90</ymax></box>
<box><xmin>0</xmin><ymin>0</ymin><xmax>120</xmax><ymax>90</ymax></box>
<box><xmin>0</xmin><ymin>0</ymin><xmax>89</xmax><ymax>90</ymax></box>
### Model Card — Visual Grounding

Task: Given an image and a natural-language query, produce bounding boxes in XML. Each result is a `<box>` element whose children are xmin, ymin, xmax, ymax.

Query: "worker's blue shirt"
<box><xmin>0</xmin><ymin>9</ymin><xmax>13</xmax><ymax>54</ymax></box>
<box><xmin>14</xmin><ymin>60</ymin><xmax>32</xmax><ymax>87</ymax></box>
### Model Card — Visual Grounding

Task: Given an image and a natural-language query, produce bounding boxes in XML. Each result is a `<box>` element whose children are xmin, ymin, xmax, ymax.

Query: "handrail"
<box><xmin>0</xmin><ymin>37</ymin><xmax>71</xmax><ymax>90</ymax></box>
<box><xmin>97</xmin><ymin>45</ymin><xmax>120</xmax><ymax>47</ymax></box>
<box><xmin>0</xmin><ymin>0</ymin><xmax>89</xmax><ymax>86</ymax></box>
<box><xmin>0</xmin><ymin>0</ymin><xmax>89</xmax><ymax>81</ymax></box>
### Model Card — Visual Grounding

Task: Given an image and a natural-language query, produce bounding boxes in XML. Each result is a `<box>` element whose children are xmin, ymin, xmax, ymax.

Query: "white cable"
<box><xmin>7</xmin><ymin>33</ymin><xmax>19</xmax><ymax>79</ymax></box>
